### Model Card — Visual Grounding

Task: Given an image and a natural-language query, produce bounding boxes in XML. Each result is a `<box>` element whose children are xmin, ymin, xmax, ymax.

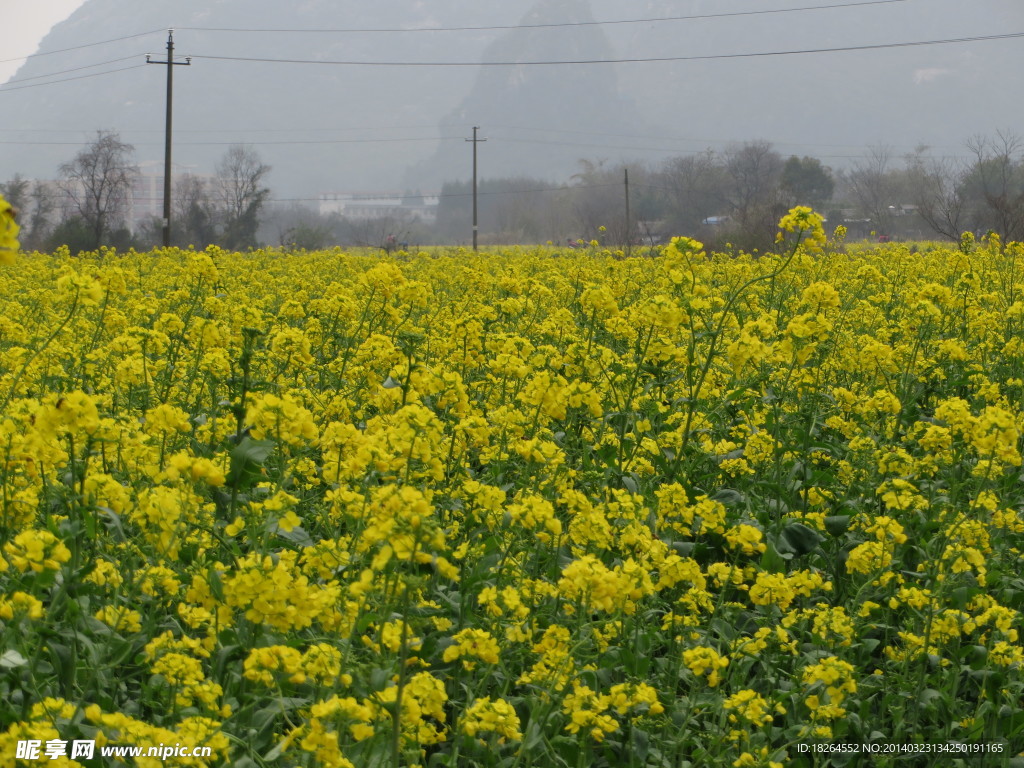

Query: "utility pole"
<box><xmin>624</xmin><ymin>167</ymin><xmax>632</xmax><ymax>258</ymax></box>
<box><xmin>147</xmin><ymin>30</ymin><xmax>191</xmax><ymax>248</ymax></box>
<box><xmin>466</xmin><ymin>126</ymin><xmax>486</xmax><ymax>250</ymax></box>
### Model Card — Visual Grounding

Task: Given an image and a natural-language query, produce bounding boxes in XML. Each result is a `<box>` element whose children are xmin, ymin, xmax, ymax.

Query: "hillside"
<box><xmin>0</xmin><ymin>0</ymin><xmax>1021</xmax><ymax>196</ymax></box>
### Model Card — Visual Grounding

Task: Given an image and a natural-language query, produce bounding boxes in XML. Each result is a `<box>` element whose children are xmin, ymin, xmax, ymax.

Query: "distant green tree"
<box><xmin>781</xmin><ymin>156</ymin><xmax>835</xmax><ymax>209</ymax></box>
<box><xmin>47</xmin><ymin>216</ymin><xmax>136</xmax><ymax>254</ymax></box>
<box><xmin>46</xmin><ymin>216</ymin><xmax>98</xmax><ymax>254</ymax></box>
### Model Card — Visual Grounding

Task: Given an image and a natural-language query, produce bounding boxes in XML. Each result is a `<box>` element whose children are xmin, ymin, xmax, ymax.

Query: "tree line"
<box><xmin>3</xmin><ymin>130</ymin><xmax>1022</xmax><ymax>252</ymax></box>
<box><xmin>0</xmin><ymin>130</ymin><xmax>271</xmax><ymax>252</ymax></box>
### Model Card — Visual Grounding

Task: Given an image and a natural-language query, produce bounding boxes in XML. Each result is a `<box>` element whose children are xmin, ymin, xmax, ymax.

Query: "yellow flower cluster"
<box><xmin>3</xmin><ymin>215</ymin><xmax>1024</xmax><ymax>764</ymax></box>
<box><xmin>0</xmin><ymin>193</ymin><xmax>17</xmax><ymax>264</ymax></box>
<box><xmin>460</xmin><ymin>697</ymin><xmax>523</xmax><ymax>743</ymax></box>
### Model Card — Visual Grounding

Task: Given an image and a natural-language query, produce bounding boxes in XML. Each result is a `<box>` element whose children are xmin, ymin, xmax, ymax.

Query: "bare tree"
<box><xmin>174</xmin><ymin>173</ymin><xmax>217</xmax><ymax>247</ymax></box>
<box><xmin>57</xmin><ymin>130</ymin><xmax>138</xmax><ymax>248</ymax></box>
<box><xmin>905</xmin><ymin>148</ymin><xmax>966</xmax><ymax>241</ymax></box>
<box><xmin>570</xmin><ymin>160</ymin><xmax>638</xmax><ymax>246</ymax></box>
<box><xmin>215</xmin><ymin>144</ymin><xmax>271</xmax><ymax>249</ymax></box>
<box><xmin>722</xmin><ymin>140</ymin><xmax>784</xmax><ymax>249</ymax></box>
<box><xmin>658</xmin><ymin>150</ymin><xmax>727</xmax><ymax>234</ymax></box>
<box><xmin>845</xmin><ymin>145</ymin><xmax>901</xmax><ymax>235</ymax></box>
<box><xmin>962</xmin><ymin>131</ymin><xmax>1024</xmax><ymax>241</ymax></box>
<box><xmin>24</xmin><ymin>182</ymin><xmax>57</xmax><ymax>251</ymax></box>
<box><xmin>0</xmin><ymin>174</ymin><xmax>30</xmax><ymax>212</ymax></box>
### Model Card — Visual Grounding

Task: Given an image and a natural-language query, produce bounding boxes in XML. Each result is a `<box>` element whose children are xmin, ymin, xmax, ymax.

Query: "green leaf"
<box><xmin>918</xmin><ymin>688</ymin><xmax>943</xmax><ymax>710</ymax></box>
<box><xmin>594</xmin><ymin>443</ymin><xmax>618</xmax><ymax>466</ymax></box>
<box><xmin>631</xmin><ymin>728</ymin><xmax>651</xmax><ymax>763</ymax></box>
<box><xmin>761</xmin><ymin>539</ymin><xmax>790</xmax><ymax>569</ymax></box>
<box><xmin>0</xmin><ymin>651</ymin><xmax>27</xmax><ymax>669</ymax></box>
<box><xmin>262</xmin><ymin>740</ymin><xmax>288</xmax><ymax>762</ymax></box>
<box><xmin>276</xmin><ymin>525</ymin><xmax>314</xmax><ymax>548</ymax></box>
<box><xmin>824</xmin><ymin>515</ymin><xmax>851</xmax><ymax>536</ymax></box>
<box><xmin>710</xmin><ymin>488</ymin><xmax>745</xmax><ymax>506</ymax></box>
<box><xmin>621</xmin><ymin>474</ymin><xmax>638</xmax><ymax>495</ymax></box>
<box><xmin>859</xmin><ymin>638</ymin><xmax>881</xmax><ymax>654</ymax></box>
<box><xmin>965</xmin><ymin>644</ymin><xmax>988</xmax><ymax>669</ymax></box>
<box><xmin>777</xmin><ymin>522</ymin><xmax>823</xmax><ymax>557</ymax></box>
<box><xmin>226</xmin><ymin>437</ymin><xmax>275</xmax><ymax>489</ymax></box>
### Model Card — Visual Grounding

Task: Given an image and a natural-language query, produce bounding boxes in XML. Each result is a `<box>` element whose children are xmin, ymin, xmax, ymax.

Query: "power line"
<box><xmin>1</xmin><ymin>55</ymin><xmax>143</xmax><ymax>86</ymax></box>
<box><xmin>0</xmin><ymin>136</ymin><xmax>463</xmax><ymax>147</ymax></box>
<box><xmin>488</xmin><ymin>125</ymin><xmax>965</xmax><ymax>151</ymax></box>
<box><xmin>0</xmin><ymin>30</ymin><xmax>165</xmax><ymax>65</ymax></box>
<box><xmin>478</xmin><ymin>136</ymin><xmax>971</xmax><ymax>161</ymax></box>
<box><xmin>0</xmin><ymin>64</ymin><xmax>148</xmax><ymax>93</ymax></box>
<box><xmin>179</xmin><ymin>1</ymin><xmax>908</xmax><ymax>34</ymax></box>
<box><xmin>182</xmin><ymin>137</ymin><xmax>463</xmax><ymax>146</ymax></box>
<box><xmin>268</xmin><ymin>183</ymin><xmax>622</xmax><ymax>204</ymax></box>
<box><xmin>184</xmin><ymin>31</ymin><xmax>1024</xmax><ymax>67</ymax></box>
<box><xmin>0</xmin><ymin>123</ymin><xmax>970</xmax><ymax>153</ymax></box>
<box><xmin>0</xmin><ymin>124</ymin><xmax>446</xmax><ymax>134</ymax></box>
<box><xmin>0</xmin><ymin>0</ymin><xmax>908</xmax><ymax>77</ymax></box>
<box><xmin>0</xmin><ymin>135</ymin><xmax>972</xmax><ymax>161</ymax></box>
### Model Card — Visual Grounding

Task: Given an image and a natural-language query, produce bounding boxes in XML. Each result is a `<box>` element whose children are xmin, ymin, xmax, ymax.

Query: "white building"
<box><xmin>319</xmin><ymin>192</ymin><xmax>439</xmax><ymax>224</ymax></box>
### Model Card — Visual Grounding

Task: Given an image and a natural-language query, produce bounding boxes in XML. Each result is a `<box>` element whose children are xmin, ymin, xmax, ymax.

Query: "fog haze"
<box><xmin>0</xmin><ymin>0</ymin><xmax>1021</xmax><ymax>197</ymax></box>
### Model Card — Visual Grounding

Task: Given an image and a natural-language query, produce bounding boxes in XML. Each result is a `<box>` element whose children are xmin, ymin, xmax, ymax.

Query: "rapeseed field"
<box><xmin>1</xmin><ymin>199</ymin><xmax>1023</xmax><ymax>766</ymax></box>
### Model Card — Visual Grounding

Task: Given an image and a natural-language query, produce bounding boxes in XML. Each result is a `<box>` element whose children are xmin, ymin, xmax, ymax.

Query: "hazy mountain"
<box><xmin>0</xmin><ymin>0</ymin><xmax>1021</xmax><ymax>197</ymax></box>
<box><xmin>409</xmin><ymin>0</ymin><xmax>638</xmax><ymax>186</ymax></box>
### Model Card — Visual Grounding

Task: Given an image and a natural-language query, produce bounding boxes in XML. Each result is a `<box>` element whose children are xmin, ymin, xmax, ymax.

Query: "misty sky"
<box><xmin>0</xmin><ymin>0</ymin><xmax>85</xmax><ymax>83</ymax></box>
<box><xmin>1</xmin><ymin>0</ymin><xmax>1021</xmax><ymax>196</ymax></box>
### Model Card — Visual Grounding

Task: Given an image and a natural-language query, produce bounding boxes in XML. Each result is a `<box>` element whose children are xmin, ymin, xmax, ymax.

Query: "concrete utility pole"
<box><xmin>624</xmin><ymin>167</ymin><xmax>632</xmax><ymax>258</ymax></box>
<box><xmin>147</xmin><ymin>30</ymin><xmax>191</xmax><ymax>248</ymax></box>
<box><xmin>466</xmin><ymin>126</ymin><xmax>486</xmax><ymax>250</ymax></box>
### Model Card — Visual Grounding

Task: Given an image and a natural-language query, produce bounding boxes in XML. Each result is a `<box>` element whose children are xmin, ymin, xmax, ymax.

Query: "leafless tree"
<box><xmin>57</xmin><ymin>130</ymin><xmax>138</xmax><ymax>248</ymax></box>
<box><xmin>845</xmin><ymin>145</ymin><xmax>901</xmax><ymax>234</ymax></box>
<box><xmin>571</xmin><ymin>160</ymin><xmax>619</xmax><ymax>241</ymax></box>
<box><xmin>905</xmin><ymin>148</ymin><xmax>967</xmax><ymax>241</ymax></box>
<box><xmin>570</xmin><ymin>159</ymin><xmax>640</xmax><ymax>247</ymax></box>
<box><xmin>174</xmin><ymin>173</ymin><xmax>217</xmax><ymax>247</ymax></box>
<box><xmin>0</xmin><ymin>174</ymin><xmax>30</xmax><ymax>212</ymax></box>
<box><xmin>658</xmin><ymin>150</ymin><xmax>727</xmax><ymax>234</ymax></box>
<box><xmin>722</xmin><ymin>140</ymin><xmax>784</xmax><ymax>249</ymax></box>
<box><xmin>215</xmin><ymin>144</ymin><xmax>271</xmax><ymax>249</ymax></box>
<box><xmin>25</xmin><ymin>181</ymin><xmax>57</xmax><ymax>251</ymax></box>
<box><xmin>962</xmin><ymin>131</ymin><xmax>1024</xmax><ymax>241</ymax></box>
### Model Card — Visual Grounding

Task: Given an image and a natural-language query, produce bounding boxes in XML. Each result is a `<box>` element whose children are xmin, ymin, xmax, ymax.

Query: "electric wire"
<box><xmin>185</xmin><ymin>31</ymin><xmax>1024</xmax><ymax>67</ymax></box>
<box><xmin>268</xmin><ymin>182</ymin><xmax>623</xmax><ymax>204</ymax></box>
<box><xmin>0</xmin><ymin>64</ymin><xmax>148</xmax><ymax>93</ymax></box>
<box><xmin>1</xmin><ymin>55</ymin><xmax>144</xmax><ymax>86</ymax></box>
<box><xmin>0</xmin><ymin>136</ymin><xmax>463</xmax><ymax>146</ymax></box>
<box><xmin>178</xmin><ymin>0</ymin><xmax>909</xmax><ymax>34</ymax></box>
<box><xmin>0</xmin><ymin>30</ymin><xmax>165</xmax><ymax>65</ymax></box>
